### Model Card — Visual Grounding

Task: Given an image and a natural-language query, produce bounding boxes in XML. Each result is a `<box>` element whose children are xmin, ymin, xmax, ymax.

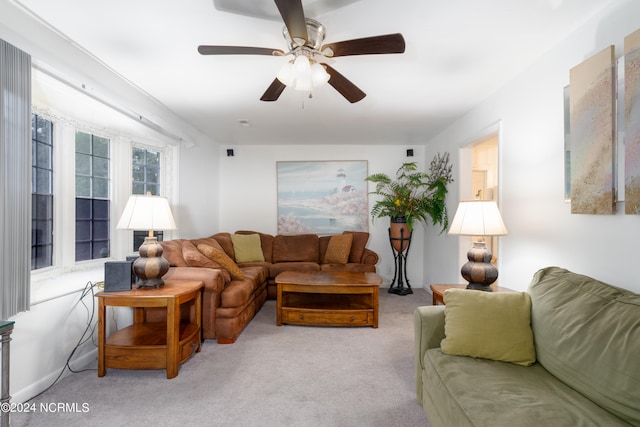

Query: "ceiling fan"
<box><xmin>198</xmin><ymin>0</ymin><xmax>405</xmax><ymax>103</ymax></box>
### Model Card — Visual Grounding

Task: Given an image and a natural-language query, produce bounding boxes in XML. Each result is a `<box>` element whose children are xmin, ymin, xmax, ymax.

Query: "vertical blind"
<box><xmin>0</xmin><ymin>39</ymin><xmax>31</xmax><ymax>319</ymax></box>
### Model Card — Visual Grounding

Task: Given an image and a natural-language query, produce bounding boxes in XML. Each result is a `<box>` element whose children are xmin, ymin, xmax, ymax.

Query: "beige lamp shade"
<box><xmin>116</xmin><ymin>194</ymin><xmax>177</xmax><ymax>232</ymax></box>
<box><xmin>448</xmin><ymin>200</ymin><xmax>508</xmax><ymax>237</ymax></box>
<box><xmin>116</xmin><ymin>194</ymin><xmax>176</xmax><ymax>288</ymax></box>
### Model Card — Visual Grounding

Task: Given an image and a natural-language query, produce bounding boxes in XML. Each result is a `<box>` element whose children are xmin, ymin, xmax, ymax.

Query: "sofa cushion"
<box><xmin>231</xmin><ymin>233</ymin><xmax>265</xmax><ymax>263</ymax></box>
<box><xmin>272</xmin><ymin>234</ymin><xmax>319</xmax><ymax>263</ymax></box>
<box><xmin>159</xmin><ymin>239</ymin><xmax>188</xmax><ymax>267</ymax></box>
<box><xmin>320</xmin><ymin>263</ymin><xmax>376</xmax><ymax>273</ymax></box>
<box><xmin>220</xmin><ymin>266</ymin><xmax>266</xmax><ymax>308</ymax></box>
<box><xmin>441</xmin><ymin>288</ymin><xmax>536</xmax><ymax>366</ymax></box>
<box><xmin>423</xmin><ymin>348</ymin><xmax>630</xmax><ymax>427</ymax></box>
<box><xmin>343</xmin><ymin>231</ymin><xmax>369</xmax><ymax>263</ymax></box>
<box><xmin>235</xmin><ymin>230</ymin><xmax>274</xmax><ymax>263</ymax></box>
<box><xmin>197</xmin><ymin>244</ymin><xmax>245</xmax><ymax>280</ymax></box>
<box><xmin>323</xmin><ymin>233</ymin><xmax>353</xmax><ymax>264</ymax></box>
<box><xmin>528</xmin><ymin>267</ymin><xmax>640</xmax><ymax>425</ymax></box>
<box><xmin>270</xmin><ymin>262</ymin><xmax>320</xmax><ymax>278</ymax></box>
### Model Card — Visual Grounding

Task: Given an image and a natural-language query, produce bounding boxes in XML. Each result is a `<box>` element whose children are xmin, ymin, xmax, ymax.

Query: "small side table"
<box><xmin>430</xmin><ymin>284</ymin><xmax>515</xmax><ymax>305</ymax></box>
<box><xmin>97</xmin><ymin>281</ymin><xmax>203</xmax><ymax>379</ymax></box>
<box><xmin>1</xmin><ymin>320</ymin><xmax>15</xmax><ymax>427</ymax></box>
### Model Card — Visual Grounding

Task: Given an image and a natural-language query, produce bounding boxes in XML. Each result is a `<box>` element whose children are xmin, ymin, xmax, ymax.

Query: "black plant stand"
<box><xmin>388</xmin><ymin>227</ymin><xmax>413</xmax><ymax>295</ymax></box>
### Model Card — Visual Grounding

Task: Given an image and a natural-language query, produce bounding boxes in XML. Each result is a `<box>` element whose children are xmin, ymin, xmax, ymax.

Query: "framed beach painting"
<box><xmin>276</xmin><ymin>161</ymin><xmax>368</xmax><ymax>234</ymax></box>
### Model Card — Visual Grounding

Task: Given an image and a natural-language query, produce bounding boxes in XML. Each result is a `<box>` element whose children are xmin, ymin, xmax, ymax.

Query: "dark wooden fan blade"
<box><xmin>260</xmin><ymin>78</ymin><xmax>287</xmax><ymax>102</ymax></box>
<box><xmin>198</xmin><ymin>45</ymin><xmax>285</xmax><ymax>56</ymax></box>
<box><xmin>274</xmin><ymin>0</ymin><xmax>308</xmax><ymax>46</ymax></box>
<box><xmin>321</xmin><ymin>33</ymin><xmax>405</xmax><ymax>58</ymax></box>
<box><xmin>324</xmin><ymin>64</ymin><xmax>366</xmax><ymax>103</ymax></box>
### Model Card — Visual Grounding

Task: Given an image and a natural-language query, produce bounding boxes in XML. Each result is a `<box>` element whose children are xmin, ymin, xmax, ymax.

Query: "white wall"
<box><xmin>176</xmin><ymin>142</ymin><xmax>221</xmax><ymax>238</ymax></box>
<box><xmin>0</xmin><ymin>2</ymin><xmax>216</xmax><ymax>403</ymax></box>
<box><xmin>214</xmin><ymin>144</ymin><xmax>435</xmax><ymax>287</ymax></box>
<box><xmin>424</xmin><ymin>0</ymin><xmax>640</xmax><ymax>293</ymax></box>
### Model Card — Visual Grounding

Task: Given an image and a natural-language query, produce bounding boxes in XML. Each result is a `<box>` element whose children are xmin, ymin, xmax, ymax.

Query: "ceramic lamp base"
<box><xmin>460</xmin><ymin>241</ymin><xmax>498</xmax><ymax>292</ymax></box>
<box><xmin>133</xmin><ymin>236</ymin><xmax>169</xmax><ymax>288</ymax></box>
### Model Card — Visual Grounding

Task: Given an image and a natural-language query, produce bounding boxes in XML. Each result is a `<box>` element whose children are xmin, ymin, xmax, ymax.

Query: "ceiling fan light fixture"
<box><xmin>311</xmin><ymin>62</ymin><xmax>330</xmax><ymax>86</ymax></box>
<box><xmin>276</xmin><ymin>61</ymin><xmax>295</xmax><ymax>86</ymax></box>
<box><xmin>294</xmin><ymin>70</ymin><xmax>312</xmax><ymax>92</ymax></box>
<box><xmin>293</xmin><ymin>54</ymin><xmax>311</xmax><ymax>73</ymax></box>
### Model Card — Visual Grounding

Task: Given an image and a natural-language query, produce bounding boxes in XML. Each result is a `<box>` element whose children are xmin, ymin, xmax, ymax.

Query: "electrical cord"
<box><xmin>25</xmin><ymin>280</ymin><xmax>98</xmax><ymax>402</ymax></box>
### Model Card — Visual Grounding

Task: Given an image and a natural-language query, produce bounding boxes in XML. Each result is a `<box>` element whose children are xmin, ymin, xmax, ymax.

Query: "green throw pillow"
<box><xmin>230</xmin><ymin>233</ymin><xmax>265</xmax><ymax>263</ymax></box>
<box><xmin>441</xmin><ymin>288</ymin><xmax>536</xmax><ymax>366</ymax></box>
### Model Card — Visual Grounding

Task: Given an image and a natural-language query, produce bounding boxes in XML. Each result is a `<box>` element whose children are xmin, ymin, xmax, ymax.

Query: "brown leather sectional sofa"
<box><xmin>157</xmin><ymin>231</ymin><xmax>379</xmax><ymax>344</ymax></box>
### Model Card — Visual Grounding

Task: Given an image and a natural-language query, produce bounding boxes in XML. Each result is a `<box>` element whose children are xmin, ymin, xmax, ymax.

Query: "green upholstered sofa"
<box><xmin>414</xmin><ymin>267</ymin><xmax>640</xmax><ymax>427</ymax></box>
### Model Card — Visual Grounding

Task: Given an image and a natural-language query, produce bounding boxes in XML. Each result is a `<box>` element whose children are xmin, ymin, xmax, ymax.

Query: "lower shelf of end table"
<box><xmin>104</xmin><ymin>322</ymin><xmax>200</xmax><ymax>371</ymax></box>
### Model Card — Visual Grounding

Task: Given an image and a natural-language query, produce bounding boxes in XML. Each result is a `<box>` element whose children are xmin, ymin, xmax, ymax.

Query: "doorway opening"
<box><xmin>457</xmin><ymin>128</ymin><xmax>501</xmax><ymax>278</ymax></box>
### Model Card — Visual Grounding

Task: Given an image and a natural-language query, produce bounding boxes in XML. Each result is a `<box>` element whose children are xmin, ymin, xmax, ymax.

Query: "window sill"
<box><xmin>31</xmin><ymin>263</ymin><xmax>106</xmax><ymax>306</ymax></box>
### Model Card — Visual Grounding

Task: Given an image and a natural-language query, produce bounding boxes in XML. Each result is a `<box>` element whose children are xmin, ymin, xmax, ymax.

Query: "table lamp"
<box><xmin>116</xmin><ymin>193</ymin><xmax>177</xmax><ymax>288</ymax></box>
<box><xmin>448</xmin><ymin>200</ymin><xmax>508</xmax><ymax>291</ymax></box>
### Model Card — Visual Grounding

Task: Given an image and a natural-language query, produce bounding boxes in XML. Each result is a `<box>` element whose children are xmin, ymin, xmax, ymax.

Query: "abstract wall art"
<box><xmin>625</xmin><ymin>29</ymin><xmax>640</xmax><ymax>214</ymax></box>
<box><xmin>569</xmin><ymin>45</ymin><xmax>616</xmax><ymax>214</ymax></box>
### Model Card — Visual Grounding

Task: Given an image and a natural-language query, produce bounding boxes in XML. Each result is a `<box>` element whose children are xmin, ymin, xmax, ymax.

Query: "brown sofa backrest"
<box><xmin>211</xmin><ymin>232</ymin><xmax>235</xmax><ymax>259</ymax></box>
<box><xmin>273</xmin><ymin>234</ymin><xmax>319</xmax><ymax>263</ymax></box>
<box><xmin>159</xmin><ymin>239</ymin><xmax>189</xmax><ymax>267</ymax></box>
<box><xmin>343</xmin><ymin>231</ymin><xmax>370</xmax><ymax>263</ymax></box>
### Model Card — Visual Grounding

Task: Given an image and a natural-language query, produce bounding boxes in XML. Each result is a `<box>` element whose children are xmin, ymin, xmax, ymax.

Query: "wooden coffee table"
<box><xmin>275</xmin><ymin>271</ymin><xmax>382</xmax><ymax>328</ymax></box>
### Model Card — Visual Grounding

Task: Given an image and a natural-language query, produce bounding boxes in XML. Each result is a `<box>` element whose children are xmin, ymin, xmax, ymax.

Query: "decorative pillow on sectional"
<box><xmin>197</xmin><ymin>244</ymin><xmax>245</xmax><ymax>280</ymax></box>
<box><xmin>230</xmin><ymin>233</ymin><xmax>265</xmax><ymax>263</ymax></box>
<box><xmin>234</xmin><ymin>230</ymin><xmax>274</xmax><ymax>262</ymax></box>
<box><xmin>323</xmin><ymin>233</ymin><xmax>353</xmax><ymax>264</ymax></box>
<box><xmin>181</xmin><ymin>241</ymin><xmax>231</xmax><ymax>282</ymax></box>
<box><xmin>441</xmin><ymin>288</ymin><xmax>536</xmax><ymax>366</ymax></box>
<box><xmin>191</xmin><ymin>236</ymin><xmax>225</xmax><ymax>252</ymax></box>
<box><xmin>182</xmin><ymin>240</ymin><xmax>219</xmax><ymax>268</ymax></box>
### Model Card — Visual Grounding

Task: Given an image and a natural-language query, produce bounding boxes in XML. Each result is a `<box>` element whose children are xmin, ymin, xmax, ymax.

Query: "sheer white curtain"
<box><xmin>0</xmin><ymin>39</ymin><xmax>31</xmax><ymax>319</ymax></box>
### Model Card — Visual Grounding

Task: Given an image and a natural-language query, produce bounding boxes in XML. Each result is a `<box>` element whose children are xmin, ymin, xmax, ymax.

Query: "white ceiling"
<box><xmin>16</xmin><ymin>0</ymin><xmax>615</xmax><ymax>145</ymax></box>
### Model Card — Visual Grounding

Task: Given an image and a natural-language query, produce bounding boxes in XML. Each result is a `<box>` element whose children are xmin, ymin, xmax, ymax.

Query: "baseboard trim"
<box><xmin>11</xmin><ymin>348</ymin><xmax>97</xmax><ymax>403</ymax></box>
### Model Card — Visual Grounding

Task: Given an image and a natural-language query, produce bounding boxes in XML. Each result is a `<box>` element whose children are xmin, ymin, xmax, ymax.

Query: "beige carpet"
<box><xmin>12</xmin><ymin>288</ymin><xmax>432</xmax><ymax>427</ymax></box>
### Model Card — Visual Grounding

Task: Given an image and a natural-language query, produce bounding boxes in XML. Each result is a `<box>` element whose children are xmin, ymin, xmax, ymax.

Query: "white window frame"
<box><xmin>29</xmin><ymin>106</ymin><xmax>178</xmax><ymax>303</ymax></box>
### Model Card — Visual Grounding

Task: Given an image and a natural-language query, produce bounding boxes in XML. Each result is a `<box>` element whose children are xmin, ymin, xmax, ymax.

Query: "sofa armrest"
<box><xmin>361</xmin><ymin>248</ymin><xmax>379</xmax><ymax>265</ymax></box>
<box><xmin>163</xmin><ymin>266</ymin><xmax>225</xmax><ymax>294</ymax></box>
<box><xmin>414</xmin><ymin>305</ymin><xmax>445</xmax><ymax>403</ymax></box>
<box><xmin>163</xmin><ymin>266</ymin><xmax>226</xmax><ymax>340</ymax></box>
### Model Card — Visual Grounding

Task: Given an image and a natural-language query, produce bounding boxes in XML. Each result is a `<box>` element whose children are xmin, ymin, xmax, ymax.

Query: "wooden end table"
<box><xmin>275</xmin><ymin>271</ymin><xmax>382</xmax><ymax>328</ymax></box>
<box><xmin>97</xmin><ymin>281</ymin><xmax>203</xmax><ymax>379</ymax></box>
<box><xmin>430</xmin><ymin>283</ymin><xmax>515</xmax><ymax>305</ymax></box>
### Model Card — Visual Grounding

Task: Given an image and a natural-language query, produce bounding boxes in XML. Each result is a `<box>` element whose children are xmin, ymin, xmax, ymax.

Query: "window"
<box><xmin>132</xmin><ymin>147</ymin><xmax>162</xmax><ymax>251</ymax></box>
<box><xmin>132</xmin><ymin>147</ymin><xmax>160</xmax><ymax>196</ymax></box>
<box><xmin>75</xmin><ymin>131</ymin><xmax>110</xmax><ymax>261</ymax></box>
<box><xmin>31</xmin><ymin>114</ymin><xmax>54</xmax><ymax>270</ymax></box>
